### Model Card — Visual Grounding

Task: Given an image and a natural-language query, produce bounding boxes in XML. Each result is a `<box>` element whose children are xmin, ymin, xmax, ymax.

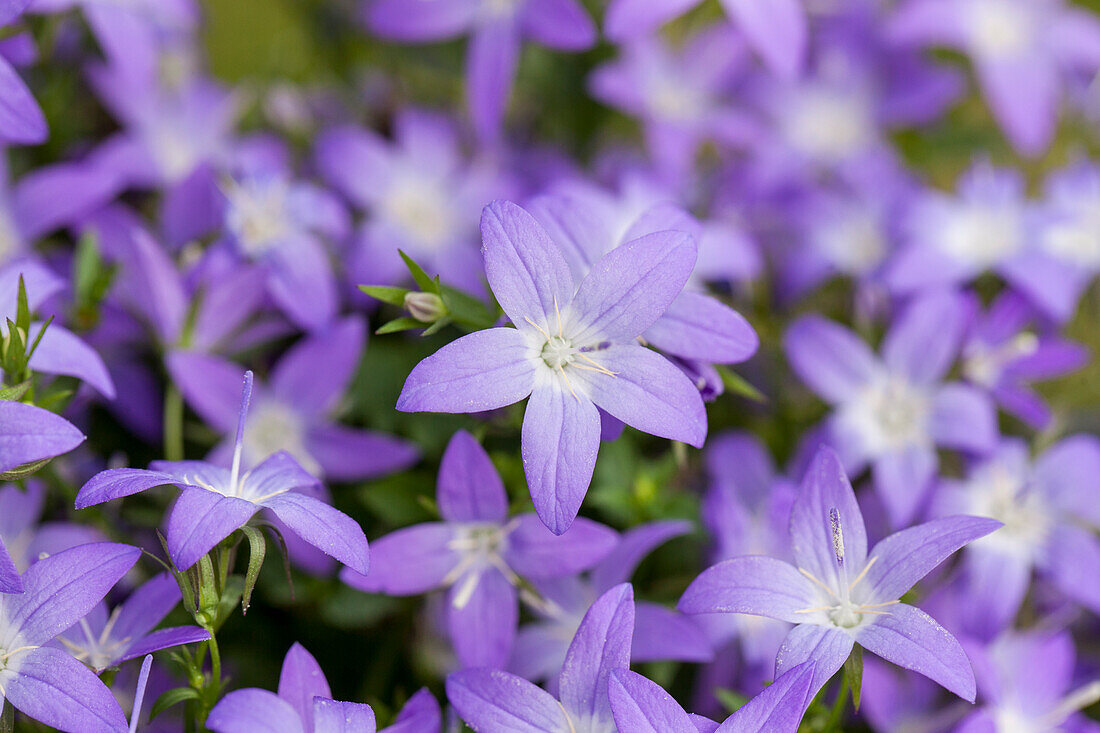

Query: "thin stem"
<box><xmin>164</xmin><ymin>384</ymin><xmax>184</xmax><ymax>462</ymax></box>
<box><xmin>823</xmin><ymin>675</ymin><xmax>850</xmax><ymax>732</ymax></box>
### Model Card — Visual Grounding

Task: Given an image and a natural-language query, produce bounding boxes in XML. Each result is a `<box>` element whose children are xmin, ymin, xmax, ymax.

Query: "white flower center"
<box><xmin>382</xmin><ymin>177</ymin><xmax>455</xmax><ymax>249</ymax></box>
<box><xmin>647</xmin><ymin>79</ymin><xmax>707</xmax><ymax>122</ymax></box>
<box><xmin>969</xmin><ymin>464</ymin><xmax>1049</xmax><ymax>557</ymax></box>
<box><xmin>1043</xmin><ymin>204</ymin><xmax>1100</xmax><ymax>268</ymax></box>
<box><xmin>838</xmin><ymin>375</ymin><xmax>931</xmax><ymax>456</ymax></box>
<box><xmin>783</xmin><ymin>87</ymin><xmax>875</xmax><ymax>164</ymax></box>
<box><xmin>243</xmin><ymin>400</ymin><xmax>321</xmax><ymax>477</ymax></box>
<box><xmin>816</xmin><ymin>209</ymin><xmax>887</xmax><ymax>274</ymax></box>
<box><xmin>963</xmin><ymin>332</ymin><xmax>1039</xmax><ymax>387</ymax></box>
<box><xmin>939</xmin><ymin>201</ymin><xmax>1025</xmax><ymax>268</ymax></box>
<box><xmin>541</xmin><ymin>336</ymin><xmax>577</xmax><ymax>370</ymax></box>
<box><xmin>146</xmin><ymin>122</ymin><xmax>199</xmax><ymax>183</ymax></box>
<box><xmin>225</xmin><ymin>178</ymin><xmax>292</xmax><ymax>257</ymax></box>
<box><xmin>967</xmin><ymin>0</ymin><xmax>1035</xmax><ymax>60</ymax></box>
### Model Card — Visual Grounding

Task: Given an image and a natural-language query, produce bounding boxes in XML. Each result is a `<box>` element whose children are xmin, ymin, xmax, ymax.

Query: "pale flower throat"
<box><xmin>524</xmin><ymin>300</ymin><xmax>617</xmax><ymax>401</ymax></box>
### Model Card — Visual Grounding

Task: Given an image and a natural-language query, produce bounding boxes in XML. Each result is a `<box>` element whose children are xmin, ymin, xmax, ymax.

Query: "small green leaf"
<box><xmin>0</xmin><ymin>380</ymin><xmax>31</xmax><ymax>401</ymax></box>
<box><xmin>148</xmin><ymin>686</ymin><xmax>201</xmax><ymax>721</ymax></box>
<box><xmin>376</xmin><ymin>317</ymin><xmax>425</xmax><ymax>335</ymax></box>
<box><xmin>844</xmin><ymin>645</ymin><xmax>863</xmax><ymax>711</ymax></box>
<box><xmin>716</xmin><ymin>365</ymin><xmax>768</xmax><ymax>403</ymax></box>
<box><xmin>15</xmin><ymin>276</ymin><xmax>30</xmax><ymax>334</ymax></box>
<box><xmin>439</xmin><ymin>284</ymin><xmax>496</xmax><ymax>330</ymax></box>
<box><xmin>358</xmin><ymin>285</ymin><xmax>410</xmax><ymax>306</ymax></box>
<box><xmin>420</xmin><ymin>316</ymin><xmax>453</xmax><ymax>336</ymax></box>
<box><xmin>0</xmin><ymin>457</ymin><xmax>51</xmax><ymax>481</ymax></box>
<box><xmin>398</xmin><ymin>250</ymin><xmax>438</xmax><ymax>293</ymax></box>
<box><xmin>25</xmin><ymin>315</ymin><xmax>54</xmax><ymax>362</ymax></box>
<box><xmin>238</xmin><ymin>525</ymin><xmax>267</xmax><ymax>615</ymax></box>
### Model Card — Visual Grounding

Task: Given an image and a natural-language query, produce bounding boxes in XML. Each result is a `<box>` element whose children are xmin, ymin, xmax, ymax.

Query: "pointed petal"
<box><xmin>262</xmin><ymin>492</ymin><xmax>369</xmax><ymax>575</ymax></box>
<box><xmin>720</xmin><ymin>0</ymin><xmax>806</xmax><ymax>79</ymax></box>
<box><xmin>120</xmin><ymin>626</ymin><xmax>211</xmax><ymax>664</ymax></box>
<box><xmin>572</xmin><ymin>343</ymin><xmax>706</xmax><ymax>447</ymax></box>
<box><xmin>677</xmin><ymin>556</ymin><xmax>816</xmax><ymax>623</ymax></box>
<box><xmin>339</xmin><ymin>523</ymin><xmax>457</xmax><ymax>595</ymax></box>
<box><xmin>111</xmin><ymin>573</ymin><xmax>188</xmax><ymax>643</ymax></box>
<box><xmin>0</xmin><ymin>537</ymin><xmax>22</xmax><ymax>593</ymax></box>
<box><xmin>521</xmin><ymin>0</ymin><xmax>596</xmax><ymax>50</ymax></box>
<box><xmin>383</xmin><ymin>688</ymin><xmax>440</xmax><ymax>733</ymax></box>
<box><xmin>396</xmin><ymin>327</ymin><xmax>537</xmax><ymax>414</ymax></box>
<box><xmin>279</xmin><ymin>643</ymin><xmax>332</xmax><ymax>731</ymax></box>
<box><xmin>446</xmin><ymin>668</ymin><xmax>568</xmax><ymax>732</ymax></box>
<box><xmin>591</xmin><ymin>519</ymin><xmax>692</xmax><ymax>591</ymax></box>
<box><xmin>365</xmin><ymin>0</ymin><xmax>476</xmax><ymax>40</ymax></box>
<box><xmin>75</xmin><ymin>468</ymin><xmax>185</xmax><ymax>509</ymax></box>
<box><xmin>631</xmin><ymin>602</ymin><xmax>713</xmax><ymax>663</ymax></box>
<box><xmin>438</xmin><ymin>429</ymin><xmax>508</xmax><ymax>523</ymax></box>
<box><xmin>784</xmin><ymin>317</ymin><xmax>877</xmax><ymax>403</ymax></box>
<box><xmin>1044</xmin><ymin>522</ymin><xmax>1100</xmax><ymax>614</ymax></box>
<box><xmin>504</xmin><ymin>515</ymin><xmax>617</xmax><ymax>579</ymax></box>
<box><xmin>166</xmin><ymin>488</ymin><xmax>256</xmax><ymax>571</ymax></box>
<box><xmin>0</xmin><ymin>402</ymin><xmax>84</xmax><ymax>473</ymax></box>
<box><xmin>643</xmin><ymin>291</ymin><xmax>758</xmax><ymax>364</ymax></box>
<box><xmin>522</xmin><ymin>381</ymin><xmax>600</xmax><ymax>535</ymax></box>
<box><xmin>0</xmin><ymin>647</ymin><xmax>128</xmax><ymax>733</ymax></box>
<box><xmin>570</xmin><ymin>231</ymin><xmax>697</xmax><ymax>343</ymax></box>
<box><xmin>976</xmin><ymin>55</ymin><xmax>1058</xmax><ymax>157</ymax></box>
<box><xmin>789</xmin><ymin>447</ymin><xmax>867</xmax><ymax>593</ymax></box>
<box><xmin>0</xmin><ymin>57</ymin><xmax>47</xmax><ymax>145</ymax></box>
<box><xmin>774</xmin><ymin>624</ymin><xmax>853</xmax><ymax>699</ymax></box>
<box><xmin>854</xmin><ymin>603</ymin><xmax>976</xmax><ymax>701</ymax></box>
<box><xmin>10</xmin><ymin>542</ymin><xmax>139</xmax><ymax>645</ymax></box>
<box><xmin>1032</xmin><ymin>435</ymin><xmax>1100</xmax><ymax>526</ymax></box>
<box><xmin>604</xmin><ymin>0</ymin><xmax>700</xmax><ymax>41</ymax></box>
<box><xmin>882</xmin><ymin>289</ymin><xmax>969</xmax><ymax>385</ymax></box>
<box><xmin>448</xmin><ymin>568</ymin><xmax>518</xmax><ymax>669</ymax></box>
<box><xmin>559</xmin><ymin>583</ymin><xmax>635</xmax><ymax>727</ymax></box>
<box><xmin>28</xmin><ymin>324</ymin><xmax>115</xmax><ymax>398</ymax></box>
<box><xmin>468</xmin><ymin>20</ymin><xmax>521</xmax><ymax>143</ymax></box>
<box><xmin>865</xmin><ymin>516</ymin><xmax>1002</xmax><ymax>602</ymax></box>
<box><xmin>870</xmin><ymin>446</ymin><xmax>938</xmax><ymax>529</ymax></box>
<box><xmin>207</xmin><ymin>689</ymin><xmax>304</xmax><ymax>733</ymax></box>
<box><xmin>267</xmin><ymin>234</ymin><xmax>338</xmax><ymax>331</ymax></box>
<box><xmin>313</xmin><ymin>698</ymin><xmax>377</xmax><ymax>733</ymax></box>
<box><xmin>929</xmin><ymin>384</ymin><xmax>998</xmax><ymax>453</ymax></box>
<box><xmin>271</xmin><ymin>317</ymin><xmax>364</xmax><ymax>418</ymax></box>
<box><xmin>716</xmin><ymin>661</ymin><xmax>814</xmax><ymax>733</ymax></box>
<box><xmin>241</xmin><ymin>452</ymin><xmax>321</xmax><ymax>498</ymax></box>
<box><xmin>306</xmin><ymin>424</ymin><xmax>420</xmax><ymax>482</ymax></box>
<box><xmin>608</xmin><ymin>669</ymin><xmax>695</xmax><ymax>733</ymax></box>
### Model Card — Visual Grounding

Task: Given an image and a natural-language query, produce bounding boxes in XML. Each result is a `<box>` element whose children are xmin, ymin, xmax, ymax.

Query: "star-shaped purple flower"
<box><xmin>397</xmin><ymin>200</ymin><xmax>707</xmax><ymax>534</ymax></box>
<box><xmin>679</xmin><ymin>446</ymin><xmax>1001</xmax><ymax>701</ymax></box>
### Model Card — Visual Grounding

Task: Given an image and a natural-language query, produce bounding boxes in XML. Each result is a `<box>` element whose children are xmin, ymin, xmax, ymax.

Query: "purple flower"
<box><xmin>679</xmin><ymin>446</ymin><xmax>1000</xmax><ymax>700</ymax></box>
<box><xmin>167</xmin><ymin>317</ymin><xmax>419</xmax><ymax>482</ymax></box>
<box><xmin>397</xmin><ymin>200</ymin><xmax>707</xmax><ymax>534</ymax></box>
<box><xmin>0</xmin><ymin>0</ymin><xmax>46</xmax><ymax>145</ymax></box>
<box><xmin>931</xmin><ymin>436</ymin><xmax>1100</xmax><ymax>637</ymax></box>
<box><xmin>316</xmin><ymin>109</ymin><xmax>510</xmax><ymax>296</ymax></box>
<box><xmin>0</xmin><ymin>542</ymin><xmax>139</xmax><ymax>733</ymax></box>
<box><xmin>56</xmin><ymin>573</ymin><xmax>209</xmax><ymax>672</ymax></box>
<box><xmin>207</xmin><ymin>642</ymin><xmax>441</xmax><ymax>733</ymax></box>
<box><xmin>784</xmin><ymin>289</ymin><xmax>998</xmax><ymax>527</ymax></box>
<box><xmin>0</xmin><ymin>402</ymin><xmax>84</xmax><ymax>478</ymax></box>
<box><xmin>888</xmin><ymin>0</ymin><xmax>1100</xmax><ymax>155</ymax></box>
<box><xmin>956</xmin><ymin>631</ymin><xmax>1100</xmax><ymax>732</ymax></box>
<box><xmin>604</xmin><ymin>0</ymin><xmax>808</xmax><ymax>80</ymax></box>
<box><xmin>511</xmin><ymin>520</ymin><xmax>711</xmax><ymax>686</ymax></box>
<box><xmin>75</xmin><ymin>371</ymin><xmax>370</xmax><ymax>574</ymax></box>
<box><xmin>341</xmin><ymin>429</ymin><xmax>616</xmax><ymax>669</ymax></box>
<box><xmin>608</xmin><ymin>661</ymin><xmax>815</xmax><ymax>732</ymax></box>
<box><xmin>959</xmin><ymin>291</ymin><xmax>1089</xmax><ymax>429</ymax></box>
<box><xmin>364</xmin><ymin>1</ymin><xmax>596</xmax><ymax>143</ymax></box>
<box><xmin>446</xmin><ymin>582</ymin><xmax>634</xmax><ymax>732</ymax></box>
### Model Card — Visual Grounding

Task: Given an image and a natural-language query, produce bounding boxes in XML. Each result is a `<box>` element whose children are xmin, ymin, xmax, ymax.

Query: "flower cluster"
<box><xmin>0</xmin><ymin>0</ymin><xmax>1098</xmax><ymax>731</ymax></box>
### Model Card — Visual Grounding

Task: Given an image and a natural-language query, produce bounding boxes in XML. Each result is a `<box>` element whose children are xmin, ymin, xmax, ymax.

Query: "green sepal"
<box><xmin>0</xmin><ymin>379</ymin><xmax>31</xmax><ymax>401</ymax></box>
<box><xmin>0</xmin><ymin>458</ymin><xmax>51</xmax><ymax>482</ymax></box>
<box><xmin>420</xmin><ymin>316</ymin><xmax>453</xmax><ymax>336</ymax></box>
<box><xmin>398</xmin><ymin>250</ymin><xmax>438</xmax><ymax>293</ymax></box>
<box><xmin>844</xmin><ymin>644</ymin><xmax>863</xmax><ymax>711</ymax></box>
<box><xmin>148</xmin><ymin>686</ymin><xmax>202</xmax><ymax>721</ymax></box>
<box><xmin>358</xmin><ymin>285</ymin><xmax>410</xmax><ymax>306</ymax></box>
<box><xmin>238</xmin><ymin>525</ymin><xmax>267</xmax><ymax>615</ymax></box>
<box><xmin>15</xmin><ymin>276</ymin><xmax>29</xmax><ymax>335</ymax></box>
<box><xmin>716</xmin><ymin>365</ymin><xmax>768</xmax><ymax>403</ymax></box>
<box><xmin>24</xmin><ymin>314</ymin><xmax>53</xmax><ymax>363</ymax></box>
<box><xmin>376</xmin><ymin>317</ymin><xmax>425</xmax><ymax>335</ymax></box>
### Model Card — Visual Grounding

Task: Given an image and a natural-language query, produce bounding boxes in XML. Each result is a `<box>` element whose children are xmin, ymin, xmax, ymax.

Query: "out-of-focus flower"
<box><xmin>0</xmin><ymin>402</ymin><xmax>84</xmax><ymax>478</ymax></box>
<box><xmin>398</xmin><ymin>201</ymin><xmax>706</xmax><ymax>534</ymax></box>
<box><xmin>0</xmin><ymin>0</ymin><xmax>46</xmax><ymax>145</ymax></box>
<box><xmin>679</xmin><ymin>446</ymin><xmax>1000</xmax><ymax>700</ymax></box>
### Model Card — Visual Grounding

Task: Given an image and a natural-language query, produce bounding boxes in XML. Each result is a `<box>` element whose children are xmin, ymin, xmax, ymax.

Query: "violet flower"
<box><xmin>397</xmin><ymin>200</ymin><xmax>707</xmax><ymax>534</ymax></box>
<box><xmin>447</xmin><ymin>582</ymin><xmax>634</xmax><ymax>733</ymax></box>
<box><xmin>956</xmin><ymin>631</ymin><xmax>1100</xmax><ymax>732</ymax></box>
<box><xmin>511</xmin><ymin>520</ymin><xmax>711</xmax><ymax>686</ymax></box>
<box><xmin>207</xmin><ymin>642</ymin><xmax>441</xmax><ymax>733</ymax></box>
<box><xmin>341</xmin><ymin>429</ymin><xmax>617</xmax><ymax>669</ymax></box>
<box><xmin>75</xmin><ymin>371</ymin><xmax>370</xmax><ymax>574</ymax></box>
<box><xmin>316</xmin><ymin>109</ymin><xmax>509</xmax><ymax>296</ymax></box>
<box><xmin>679</xmin><ymin>446</ymin><xmax>1000</xmax><ymax>700</ymax></box>
<box><xmin>56</xmin><ymin>573</ymin><xmax>210</xmax><ymax>673</ymax></box>
<box><xmin>784</xmin><ymin>288</ymin><xmax>998</xmax><ymax>527</ymax></box>
<box><xmin>0</xmin><ymin>542</ymin><xmax>139</xmax><ymax>733</ymax></box>
<box><xmin>167</xmin><ymin>317</ymin><xmax>418</xmax><ymax>481</ymax></box>
<box><xmin>888</xmin><ymin>0</ymin><xmax>1100</xmax><ymax>155</ymax></box>
<box><xmin>0</xmin><ymin>402</ymin><xmax>84</xmax><ymax>478</ymax></box>
<box><xmin>931</xmin><ymin>436</ymin><xmax>1100</xmax><ymax>637</ymax></box>
<box><xmin>608</xmin><ymin>661</ymin><xmax>815</xmax><ymax>733</ymax></box>
<box><xmin>0</xmin><ymin>0</ymin><xmax>46</xmax><ymax>145</ymax></box>
<box><xmin>364</xmin><ymin>1</ymin><xmax>596</xmax><ymax>143</ymax></box>
<box><xmin>604</xmin><ymin>0</ymin><xmax>808</xmax><ymax>80</ymax></box>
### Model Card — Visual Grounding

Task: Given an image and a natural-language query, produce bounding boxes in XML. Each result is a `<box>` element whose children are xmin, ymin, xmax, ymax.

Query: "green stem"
<box><xmin>164</xmin><ymin>384</ymin><xmax>184</xmax><ymax>462</ymax></box>
<box><xmin>822</xmin><ymin>676</ymin><xmax>850</xmax><ymax>732</ymax></box>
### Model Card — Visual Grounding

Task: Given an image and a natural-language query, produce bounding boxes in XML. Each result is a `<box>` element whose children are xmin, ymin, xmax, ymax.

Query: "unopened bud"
<box><xmin>404</xmin><ymin>291</ymin><xmax>446</xmax><ymax>323</ymax></box>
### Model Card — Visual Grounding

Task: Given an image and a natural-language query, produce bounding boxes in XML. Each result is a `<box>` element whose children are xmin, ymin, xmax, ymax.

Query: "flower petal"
<box><xmin>166</xmin><ymin>488</ymin><xmax>257</xmax><ymax>571</ymax></box>
<box><xmin>643</xmin><ymin>291</ymin><xmax>758</xmax><ymax>364</ymax></box>
<box><xmin>438</xmin><ymin>429</ymin><xmax>508</xmax><ymax>523</ymax></box>
<box><xmin>677</xmin><ymin>556</ymin><xmax>817</xmax><ymax>624</ymax></box>
<box><xmin>784</xmin><ymin>316</ymin><xmax>877</xmax><ymax>403</ymax></box>
<box><xmin>0</xmin><ymin>57</ymin><xmax>47</xmax><ymax>145</ymax></box>
<box><xmin>719</xmin><ymin>0</ymin><xmax>805</xmax><ymax>79</ymax></box>
<box><xmin>467</xmin><ymin>20</ymin><xmax>521</xmax><ymax>143</ymax></box>
<box><xmin>929</xmin><ymin>383</ymin><xmax>998</xmax><ymax>453</ymax></box>
<box><xmin>262</xmin><ymin>492</ymin><xmax>370</xmax><ymax>575</ymax></box>
<box><xmin>207</xmin><ymin>689</ymin><xmax>304</xmax><ymax>733</ymax></box>
<box><xmin>313</xmin><ymin>698</ymin><xmax>377</xmax><ymax>733</ymax></box>
<box><xmin>28</xmin><ymin>323</ymin><xmax>115</xmax><ymax>398</ymax></box>
<box><xmin>0</xmin><ymin>647</ymin><xmax>128</xmax><ymax>733</ymax></box>
<box><xmin>0</xmin><ymin>402</ymin><xmax>84</xmax><ymax>474</ymax></box>
<box><xmin>717</xmin><ymin>661</ymin><xmax>815</xmax><ymax>733</ymax></box>
<box><xmin>446</xmin><ymin>668</ymin><xmax>568</xmax><ymax>732</ymax></box>
<box><xmin>306</xmin><ymin>424</ymin><xmax>420</xmax><ymax>482</ymax></box>
<box><xmin>339</xmin><ymin>523</ymin><xmax>456</xmax><ymax>595</ymax></box>
<box><xmin>559</xmin><ymin>583</ymin><xmax>635</xmax><ymax>726</ymax></box>
<box><xmin>279</xmin><ymin>643</ymin><xmax>332</xmax><ymax>731</ymax></box>
<box><xmin>504</xmin><ymin>515</ymin><xmax>617</xmax><ymax>579</ymax></box>
<box><xmin>591</xmin><ymin>519</ymin><xmax>693</xmax><ymax>592</ymax></box>
<box><xmin>604</xmin><ymin>0</ymin><xmax>700</xmax><ymax>41</ymax></box>
<box><xmin>774</xmin><ymin>624</ymin><xmax>853</xmax><ymax>699</ymax></box>
<box><xmin>882</xmin><ymin>289</ymin><xmax>970</xmax><ymax>385</ymax></box>
<box><xmin>448</xmin><ymin>567</ymin><xmax>518</xmax><ymax>669</ymax></box>
<box><xmin>608</xmin><ymin>669</ymin><xmax>695</xmax><ymax>733</ymax></box>
<box><xmin>270</xmin><ymin>317</ymin><xmax>365</xmax><ymax>418</ymax></box>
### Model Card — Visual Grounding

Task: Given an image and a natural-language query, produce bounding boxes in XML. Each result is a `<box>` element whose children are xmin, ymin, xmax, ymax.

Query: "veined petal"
<box><xmin>28</xmin><ymin>323</ymin><xmax>116</xmax><ymax>398</ymax></box>
<box><xmin>262</xmin><ymin>492</ymin><xmax>370</xmax><ymax>575</ymax></box>
<box><xmin>0</xmin><ymin>57</ymin><xmax>47</xmax><ymax>145</ymax></box>
<box><xmin>166</xmin><ymin>488</ymin><xmax>257</xmax><ymax>571</ymax></box>
<box><xmin>270</xmin><ymin>316</ymin><xmax>364</xmax><ymax>417</ymax></box>
<box><xmin>121</xmin><ymin>626</ymin><xmax>211</xmax><ymax>664</ymax></box>
<box><xmin>397</xmin><ymin>327</ymin><xmax>537</xmax><ymax>414</ymax></box>
<box><xmin>559</xmin><ymin>583</ymin><xmax>635</xmax><ymax>727</ymax></box>
<box><xmin>306</xmin><ymin>425</ymin><xmax>420</xmax><ymax>482</ymax></box>
<box><xmin>468</xmin><ymin>20</ymin><xmax>521</xmax><ymax>144</ymax></box>
<box><xmin>0</xmin><ymin>647</ymin><xmax>128</xmax><ymax>733</ymax></box>
<box><xmin>480</xmin><ymin>200</ymin><xmax>575</xmax><ymax>333</ymax></box>
<box><xmin>882</xmin><ymin>289</ymin><xmax>970</xmax><ymax>385</ymax></box>
<box><xmin>0</xmin><ymin>402</ymin><xmax>84</xmax><ymax>474</ymax></box>
<box><xmin>522</xmin><ymin>380</ymin><xmax>601</xmax><ymax>535</ymax></box>
<box><xmin>569</xmin><ymin>231</ymin><xmax>697</xmax><ymax>343</ymax></box>
<box><xmin>438</xmin><ymin>429</ymin><xmax>508</xmax><ymax>523</ymax></box>
<box><xmin>774</xmin><ymin>624</ymin><xmax>854</xmax><ymax>700</ymax></box>
<box><xmin>716</xmin><ymin>661</ymin><xmax>815</xmax><ymax>733</ymax></box>
<box><xmin>572</xmin><ymin>343</ymin><xmax>706</xmax><ymax>448</ymax></box>
<box><xmin>865</xmin><ymin>516</ymin><xmax>1002</xmax><ymax>603</ymax></box>
<box><xmin>207</xmin><ymin>689</ymin><xmax>304</xmax><ymax>733</ymax></box>
<box><xmin>784</xmin><ymin>317</ymin><xmax>878</xmax><ymax>403</ymax></box>
<box><xmin>447</xmin><ymin>567</ymin><xmax>518</xmax><ymax>669</ymax></box>
<box><xmin>166</xmin><ymin>351</ymin><xmax>248</xmax><ymax>433</ymax></box>
<box><xmin>383</xmin><ymin>688</ymin><xmax>440</xmax><ymax>733</ymax></box>
<box><xmin>75</xmin><ymin>468</ymin><xmax>185</xmax><ymax>509</ymax></box>
<box><xmin>0</xmin><ymin>537</ymin><xmax>21</xmax><ymax>593</ymax></box>
<box><xmin>240</xmin><ymin>451</ymin><xmax>321</xmax><ymax>499</ymax></box>
<box><xmin>677</xmin><ymin>556</ymin><xmax>817</xmax><ymax>624</ymax></box>
<box><xmin>313</xmin><ymin>698</ymin><xmax>377</xmax><ymax>733</ymax></box>
<box><xmin>503</xmin><ymin>515</ymin><xmax>617</xmax><ymax>579</ymax></box>
<box><xmin>643</xmin><ymin>291</ymin><xmax>758</xmax><ymax>364</ymax></box>
<box><xmin>608</xmin><ymin>669</ymin><xmax>695</xmax><ymax>733</ymax></box>
<box><xmin>339</xmin><ymin>523</ymin><xmax>457</xmax><ymax>595</ymax></box>
<box><xmin>446</xmin><ymin>668</ymin><xmax>569</xmax><ymax>732</ymax></box>
<box><xmin>854</xmin><ymin>603</ymin><xmax>976</xmax><ymax>701</ymax></box>
<box><xmin>279</xmin><ymin>643</ymin><xmax>331</xmax><ymax>731</ymax></box>
<box><xmin>632</xmin><ymin>601</ymin><xmax>713</xmax><ymax>663</ymax></box>
<box><xmin>591</xmin><ymin>519</ymin><xmax>693</xmax><ymax>592</ymax></box>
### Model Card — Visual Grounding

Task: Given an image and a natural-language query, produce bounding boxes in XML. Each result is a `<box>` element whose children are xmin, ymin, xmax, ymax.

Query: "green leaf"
<box><xmin>0</xmin><ymin>379</ymin><xmax>31</xmax><ymax>401</ymax></box>
<box><xmin>398</xmin><ymin>250</ymin><xmax>438</xmax><ymax>293</ymax></box>
<box><xmin>716</xmin><ymin>365</ymin><xmax>767</xmax><ymax>403</ymax></box>
<box><xmin>15</xmin><ymin>276</ymin><xmax>29</xmax><ymax>334</ymax></box>
<box><xmin>358</xmin><ymin>285</ymin><xmax>410</xmax><ymax>306</ymax></box>
<box><xmin>149</xmin><ymin>686</ymin><xmax>201</xmax><ymax>721</ymax></box>
<box><xmin>25</xmin><ymin>314</ymin><xmax>54</xmax><ymax>362</ymax></box>
<box><xmin>420</xmin><ymin>316</ymin><xmax>453</xmax><ymax>336</ymax></box>
<box><xmin>238</xmin><ymin>525</ymin><xmax>267</xmax><ymax>615</ymax></box>
<box><xmin>73</xmin><ymin>231</ymin><xmax>102</xmax><ymax>304</ymax></box>
<box><xmin>376</xmin><ymin>317</ymin><xmax>425</xmax><ymax>335</ymax></box>
<box><xmin>844</xmin><ymin>644</ymin><xmax>863</xmax><ymax>711</ymax></box>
